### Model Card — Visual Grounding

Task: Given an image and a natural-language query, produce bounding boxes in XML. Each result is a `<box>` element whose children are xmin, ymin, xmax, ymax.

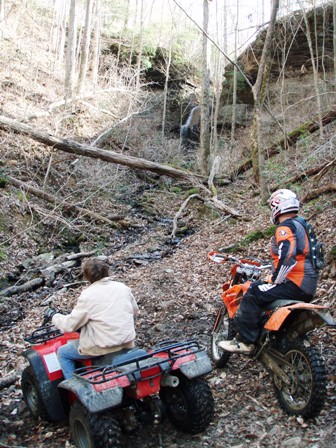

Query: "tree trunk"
<box><xmin>123</xmin><ymin>0</ymin><xmax>130</xmax><ymax>30</ymax></box>
<box><xmin>91</xmin><ymin>0</ymin><xmax>101</xmax><ymax>85</ymax></box>
<box><xmin>136</xmin><ymin>0</ymin><xmax>144</xmax><ymax>92</ymax></box>
<box><xmin>77</xmin><ymin>0</ymin><xmax>93</xmax><ymax>93</ymax></box>
<box><xmin>0</xmin><ymin>115</ymin><xmax>202</xmax><ymax>181</ymax></box>
<box><xmin>162</xmin><ymin>38</ymin><xmax>173</xmax><ymax>140</ymax></box>
<box><xmin>230</xmin><ymin>1</ymin><xmax>238</xmax><ymax>146</ymax></box>
<box><xmin>333</xmin><ymin>0</ymin><xmax>336</xmax><ymax>90</ymax></box>
<box><xmin>199</xmin><ymin>0</ymin><xmax>211</xmax><ymax>176</ymax></box>
<box><xmin>65</xmin><ymin>0</ymin><xmax>77</xmax><ymax>101</ymax></box>
<box><xmin>300</xmin><ymin>4</ymin><xmax>324</xmax><ymax>137</ymax></box>
<box><xmin>250</xmin><ymin>0</ymin><xmax>279</xmax><ymax>202</ymax></box>
<box><xmin>0</xmin><ymin>0</ymin><xmax>5</xmax><ymax>42</ymax></box>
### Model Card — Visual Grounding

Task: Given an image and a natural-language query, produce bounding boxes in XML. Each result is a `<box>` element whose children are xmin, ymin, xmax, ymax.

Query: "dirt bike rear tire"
<box><xmin>69</xmin><ymin>401</ymin><xmax>122</xmax><ymax>448</ymax></box>
<box><xmin>211</xmin><ymin>306</ymin><xmax>236</xmax><ymax>368</ymax></box>
<box><xmin>21</xmin><ymin>366</ymin><xmax>48</xmax><ymax>420</ymax></box>
<box><xmin>274</xmin><ymin>338</ymin><xmax>327</xmax><ymax>419</ymax></box>
<box><xmin>160</xmin><ymin>376</ymin><xmax>214</xmax><ymax>434</ymax></box>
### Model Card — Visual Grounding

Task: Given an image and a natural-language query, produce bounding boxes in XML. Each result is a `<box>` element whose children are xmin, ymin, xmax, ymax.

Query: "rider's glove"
<box><xmin>43</xmin><ymin>307</ymin><xmax>57</xmax><ymax>325</ymax></box>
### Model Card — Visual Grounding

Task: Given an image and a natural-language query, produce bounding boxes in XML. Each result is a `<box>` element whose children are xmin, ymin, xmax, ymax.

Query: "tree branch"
<box><xmin>6</xmin><ymin>176</ymin><xmax>117</xmax><ymax>226</ymax></box>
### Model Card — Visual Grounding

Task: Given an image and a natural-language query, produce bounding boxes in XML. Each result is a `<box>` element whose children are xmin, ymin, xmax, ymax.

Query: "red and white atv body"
<box><xmin>22</xmin><ymin>326</ymin><xmax>214</xmax><ymax>448</ymax></box>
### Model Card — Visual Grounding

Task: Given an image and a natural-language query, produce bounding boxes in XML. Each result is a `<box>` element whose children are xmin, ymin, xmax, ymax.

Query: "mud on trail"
<box><xmin>0</xmin><ymin>205</ymin><xmax>335</xmax><ymax>448</ymax></box>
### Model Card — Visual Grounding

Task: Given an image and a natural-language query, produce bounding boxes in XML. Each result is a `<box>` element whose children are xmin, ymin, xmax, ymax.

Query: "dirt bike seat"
<box><xmin>92</xmin><ymin>347</ymin><xmax>148</xmax><ymax>367</ymax></box>
<box><xmin>262</xmin><ymin>299</ymin><xmax>301</xmax><ymax>311</ymax></box>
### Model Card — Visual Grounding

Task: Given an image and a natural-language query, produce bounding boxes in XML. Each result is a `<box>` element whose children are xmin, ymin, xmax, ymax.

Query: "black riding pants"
<box><xmin>235</xmin><ymin>280</ymin><xmax>313</xmax><ymax>344</ymax></box>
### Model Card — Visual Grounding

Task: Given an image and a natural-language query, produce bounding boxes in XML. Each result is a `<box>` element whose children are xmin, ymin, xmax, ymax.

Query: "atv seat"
<box><xmin>92</xmin><ymin>347</ymin><xmax>147</xmax><ymax>367</ymax></box>
<box><xmin>262</xmin><ymin>299</ymin><xmax>301</xmax><ymax>311</ymax></box>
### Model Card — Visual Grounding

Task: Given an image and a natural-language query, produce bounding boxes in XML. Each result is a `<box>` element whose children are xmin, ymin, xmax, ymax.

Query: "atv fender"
<box><xmin>23</xmin><ymin>348</ymin><xmax>68</xmax><ymax>421</ymax></box>
<box><xmin>59</xmin><ymin>374</ymin><xmax>129</xmax><ymax>414</ymax></box>
<box><xmin>176</xmin><ymin>351</ymin><xmax>212</xmax><ymax>379</ymax></box>
<box><xmin>264</xmin><ymin>302</ymin><xmax>335</xmax><ymax>333</ymax></box>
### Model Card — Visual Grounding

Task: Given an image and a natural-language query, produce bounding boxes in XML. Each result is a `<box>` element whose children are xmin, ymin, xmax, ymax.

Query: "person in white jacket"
<box><xmin>49</xmin><ymin>257</ymin><xmax>139</xmax><ymax>379</ymax></box>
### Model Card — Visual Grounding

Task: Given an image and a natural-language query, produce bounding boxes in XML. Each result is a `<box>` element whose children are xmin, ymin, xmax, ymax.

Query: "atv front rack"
<box><xmin>24</xmin><ymin>325</ymin><xmax>63</xmax><ymax>344</ymax></box>
<box><xmin>74</xmin><ymin>339</ymin><xmax>204</xmax><ymax>385</ymax></box>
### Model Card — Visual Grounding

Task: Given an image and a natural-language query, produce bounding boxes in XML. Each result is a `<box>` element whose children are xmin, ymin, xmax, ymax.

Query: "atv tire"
<box><xmin>274</xmin><ymin>338</ymin><xmax>327</xmax><ymax>419</ymax></box>
<box><xmin>211</xmin><ymin>306</ymin><xmax>236</xmax><ymax>368</ymax></box>
<box><xmin>21</xmin><ymin>366</ymin><xmax>48</xmax><ymax>419</ymax></box>
<box><xmin>160</xmin><ymin>376</ymin><xmax>214</xmax><ymax>434</ymax></box>
<box><xmin>69</xmin><ymin>401</ymin><xmax>122</xmax><ymax>448</ymax></box>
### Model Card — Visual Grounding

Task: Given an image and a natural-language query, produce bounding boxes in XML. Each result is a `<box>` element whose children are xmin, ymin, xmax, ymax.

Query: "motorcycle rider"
<box><xmin>45</xmin><ymin>257</ymin><xmax>139</xmax><ymax>379</ymax></box>
<box><xmin>219</xmin><ymin>189</ymin><xmax>318</xmax><ymax>354</ymax></box>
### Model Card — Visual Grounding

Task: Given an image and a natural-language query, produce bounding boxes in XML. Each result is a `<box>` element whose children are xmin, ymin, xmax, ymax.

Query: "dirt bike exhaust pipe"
<box><xmin>160</xmin><ymin>374</ymin><xmax>179</xmax><ymax>388</ymax></box>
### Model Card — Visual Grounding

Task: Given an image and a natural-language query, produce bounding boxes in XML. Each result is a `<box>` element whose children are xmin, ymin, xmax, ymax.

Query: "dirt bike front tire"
<box><xmin>69</xmin><ymin>401</ymin><xmax>122</xmax><ymax>448</ymax></box>
<box><xmin>274</xmin><ymin>338</ymin><xmax>327</xmax><ymax>419</ymax></box>
<box><xmin>211</xmin><ymin>306</ymin><xmax>236</xmax><ymax>368</ymax></box>
<box><xmin>160</xmin><ymin>376</ymin><xmax>214</xmax><ymax>434</ymax></box>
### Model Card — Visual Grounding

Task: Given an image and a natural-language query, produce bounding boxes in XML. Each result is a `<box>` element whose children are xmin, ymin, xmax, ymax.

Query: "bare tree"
<box><xmin>161</xmin><ymin>42</ymin><xmax>173</xmax><ymax>140</ymax></box>
<box><xmin>123</xmin><ymin>0</ymin><xmax>130</xmax><ymax>30</ymax></box>
<box><xmin>50</xmin><ymin>0</ymin><xmax>67</xmax><ymax>66</ymax></box>
<box><xmin>230</xmin><ymin>0</ymin><xmax>239</xmax><ymax>146</ymax></box>
<box><xmin>211</xmin><ymin>0</ymin><xmax>227</xmax><ymax>157</ymax></box>
<box><xmin>199</xmin><ymin>0</ymin><xmax>211</xmax><ymax>176</ymax></box>
<box><xmin>250</xmin><ymin>0</ymin><xmax>279</xmax><ymax>202</ymax></box>
<box><xmin>136</xmin><ymin>0</ymin><xmax>144</xmax><ymax>92</ymax></box>
<box><xmin>65</xmin><ymin>0</ymin><xmax>78</xmax><ymax>101</ymax></box>
<box><xmin>77</xmin><ymin>0</ymin><xmax>94</xmax><ymax>93</ymax></box>
<box><xmin>91</xmin><ymin>0</ymin><xmax>101</xmax><ymax>86</ymax></box>
<box><xmin>333</xmin><ymin>0</ymin><xmax>336</xmax><ymax>89</ymax></box>
<box><xmin>300</xmin><ymin>3</ymin><xmax>324</xmax><ymax>137</ymax></box>
<box><xmin>0</xmin><ymin>0</ymin><xmax>4</xmax><ymax>43</ymax></box>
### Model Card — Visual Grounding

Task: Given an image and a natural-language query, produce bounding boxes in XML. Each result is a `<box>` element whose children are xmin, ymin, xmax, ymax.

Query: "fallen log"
<box><xmin>0</xmin><ymin>278</ymin><xmax>44</xmax><ymax>297</ymax></box>
<box><xmin>0</xmin><ymin>115</ymin><xmax>201</xmax><ymax>180</ymax></box>
<box><xmin>234</xmin><ymin>109</ymin><xmax>336</xmax><ymax>176</ymax></box>
<box><xmin>0</xmin><ymin>372</ymin><xmax>19</xmax><ymax>390</ymax></box>
<box><xmin>272</xmin><ymin>158</ymin><xmax>336</xmax><ymax>190</ymax></box>
<box><xmin>65</xmin><ymin>251</ymin><xmax>96</xmax><ymax>260</ymax></box>
<box><xmin>302</xmin><ymin>183</ymin><xmax>336</xmax><ymax>202</ymax></box>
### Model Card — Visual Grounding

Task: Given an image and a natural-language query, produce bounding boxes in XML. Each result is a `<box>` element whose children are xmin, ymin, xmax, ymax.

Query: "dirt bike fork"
<box><xmin>212</xmin><ymin>306</ymin><xmax>224</xmax><ymax>332</ymax></box>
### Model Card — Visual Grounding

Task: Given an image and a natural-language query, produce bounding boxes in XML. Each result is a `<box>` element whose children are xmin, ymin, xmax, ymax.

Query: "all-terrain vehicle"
<box><xmin>21</xmin><ymin>324</ymin><xmax>214</xmax><ymax>448</ymax></box>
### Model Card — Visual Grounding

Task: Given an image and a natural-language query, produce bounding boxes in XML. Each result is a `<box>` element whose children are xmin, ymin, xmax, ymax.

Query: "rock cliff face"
<box><xmin>222</xmin><ymin>3</ymin><xmax>334</xmax><ymax>105</ymax></box>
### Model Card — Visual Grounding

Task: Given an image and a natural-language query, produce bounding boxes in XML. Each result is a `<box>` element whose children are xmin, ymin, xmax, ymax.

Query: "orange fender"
<box><xmin>264</xmin><ymin>303</ymin><xmax>329</xmax><ymax>331</ymax></box>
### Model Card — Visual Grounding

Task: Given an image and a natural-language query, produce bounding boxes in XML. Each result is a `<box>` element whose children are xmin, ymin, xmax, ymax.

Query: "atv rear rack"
<box><xmin>74</xmin><ymin>339</ymin><xmax>204</xmax><ymax>385</ymax></box>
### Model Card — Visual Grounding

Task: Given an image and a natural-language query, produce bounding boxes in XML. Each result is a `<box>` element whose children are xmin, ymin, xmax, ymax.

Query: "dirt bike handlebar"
<box><xmin>208</xmin><ymin>251</ymin><xmax>271</xmax><ymax>270</ymax></box>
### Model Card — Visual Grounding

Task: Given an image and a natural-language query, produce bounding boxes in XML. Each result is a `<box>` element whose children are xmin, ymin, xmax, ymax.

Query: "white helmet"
<box><xmin>268</xmin><ymin>189</ymin><xmax>300</xmax><ymax>224</ymax></box>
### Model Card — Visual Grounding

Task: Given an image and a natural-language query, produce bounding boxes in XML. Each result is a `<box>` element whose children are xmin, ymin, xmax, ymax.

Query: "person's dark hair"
<box><xmin>82</xmin><ymin>258</ymin><xmax>109</xmax><ymax>283</ymax></box>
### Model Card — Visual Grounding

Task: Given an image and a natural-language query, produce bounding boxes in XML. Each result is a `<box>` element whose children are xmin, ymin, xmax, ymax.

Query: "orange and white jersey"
<box><xmin>271</xmin><ymin>218</ymin><xmax>318</xmax><ymax>295</ymax></box>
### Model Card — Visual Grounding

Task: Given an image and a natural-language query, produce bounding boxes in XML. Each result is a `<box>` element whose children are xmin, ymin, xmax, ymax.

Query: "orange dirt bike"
<box><xmin>208</xmin><ymin>251</ymin><xmax>335</xmax><ymax>419</ymax></box>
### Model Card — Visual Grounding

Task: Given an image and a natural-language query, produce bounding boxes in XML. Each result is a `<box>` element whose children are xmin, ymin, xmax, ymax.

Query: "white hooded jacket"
<box><xmin>52</xmin><ymin>277</ymin><xmax>139</xmax><ymax>356</ymax></box>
